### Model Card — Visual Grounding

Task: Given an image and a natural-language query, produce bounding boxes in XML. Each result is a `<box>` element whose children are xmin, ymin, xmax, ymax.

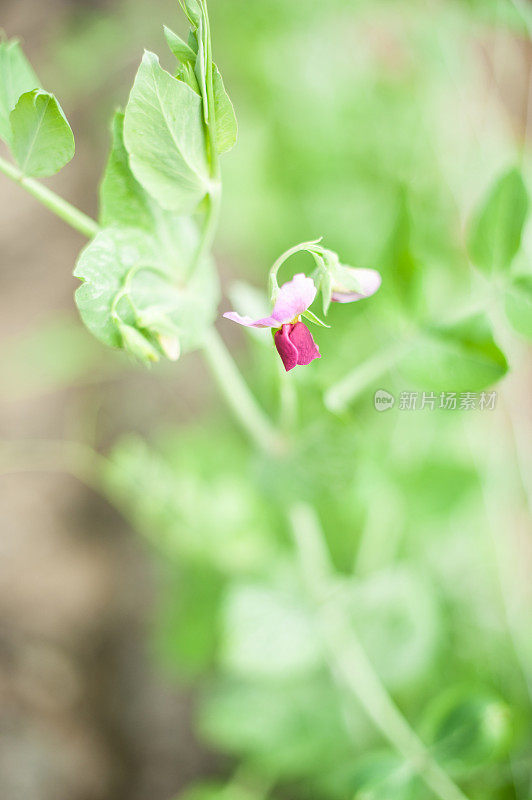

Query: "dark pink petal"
<box><xmin>274</xmin><ymin>324</ymin><xmax>299</xmax><ymax>371</ymax></box>
<box><xmin>289</xmin><ymin>322</ymin><xmax>321</xmax><ymax>366</ymax></box>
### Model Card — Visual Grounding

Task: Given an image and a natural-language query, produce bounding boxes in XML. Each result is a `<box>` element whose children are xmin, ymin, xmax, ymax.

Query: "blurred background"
<box><xmin>0</xmin><ymin>0</ymin><xmax>531</xmax><ymax>799</ymax></box>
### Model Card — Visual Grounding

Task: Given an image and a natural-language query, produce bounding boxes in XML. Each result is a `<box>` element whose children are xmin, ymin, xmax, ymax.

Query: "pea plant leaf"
<box><xmin>9</xmin><ymin>89</ymin><xmax>74</xmax><ymax>177</ymax></box>
<box><xmin>123</xmin><ymin>50</ymin><xmax>210</xmax><ymax>213</ymax></box>
<box><xmin>212</xmin><ymin>63</ymin><xmax>237</xmax><ymax>154</ymax></box>
<box><xmin>100</xmin><ymin>111</ymin><xmax>201</xmax><ymax>266</ymax></box>
<box><xmin>164</xmin><ymin>26</ymin><xmax>237</xmax><ymax>154</ymax></box>
<box><xmin>99</xmin><ymin>110</ymin><xmax>155</xmax><ymax>231</ymax></box>
<box><xmin>199</xmin><ymin>676</ymin><xmax>354</xmax><ymax>780</ymax></box>
<box><xmin>383</xmin><ymin>187</ymin><xmax>422</xmax><ymax>312</ymax></box>
<box><xmin>504</xmin><ymin>274</ymin><xmax>532</xmax><ymax>341</ymax></box>
<box><xmin>129</xmin><ymin>240</ymin><xmax>219</xmax><ymax>355</ymax></box>
<box><xmin>178</xmin><ymin>0</ymin><xmax>202</xmax><ymax>28</ymax></box>
<box><xmin>82</xmin><ymin>106</ymin><xmax>220</xmax><ymax>363</ymax></box>
<box><xmin>74</xmin><ymin>221</ymin><xmax>219</xmax><ymax>363</ymax></box>
<box><xmin>401</xmin><ymin>313</ymin><xmax>508</xmax><ymax>392</ymax></box>
<box><xmin>80</xmin><ymin>113</ymin><xmax>220</xmax><ymax>362</ymax></box>
<box><xmin>421</xmin><ymin>687</ymin><xmax>513</xmax><ymax>773</ymax></box>
<box><xmin>163</xmin><ymin>25</ymin><xmax>197</xmax><ymax>64</ymax></box>
<box><xmin>74</xmin><ymin>226</ymin><xmax>154</xmax><ymax>351</ymax></box>
<box><xmin>220</xmin><ymin>582</ymin><xmax>322</xmax><ymax>679</ymax></box>
<box><xmin>0</xmin><ymin>37</ymin><xmax>40</xmax><ymax>146</ymax></box>
<box><xmin>468</xmin><ymin>167</ymin><xmax>529</xmax><ymax>273</ymax></box>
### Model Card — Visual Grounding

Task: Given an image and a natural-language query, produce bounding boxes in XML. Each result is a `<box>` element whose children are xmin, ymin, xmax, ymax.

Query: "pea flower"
<box><xmin>223</xmin><ymin>241</ymin><xmax>382</xmax><ymax>372</ymax></box>
<box><xmin>224</xmin><ymin>273</ymin><xmax>321</xmax><ymax>371</ymax></box>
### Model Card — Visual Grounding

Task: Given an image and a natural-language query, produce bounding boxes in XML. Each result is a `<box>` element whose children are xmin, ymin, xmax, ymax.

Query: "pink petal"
<box><xmin>222</xmin><ymin>311</ymin><xmax>282</xmax><ymax>328</ymax></box>
<box><xmin>274</xmin><ymin>324</ymin><xmax>299</xmax><ymax>371</ymax></box>
<box><xmin>331</xmin><ymin>268</ymin><xmax>381</xmax><ymax>303</ymax></box>
<box><xmin>270</xmin><ymin>273</ymin><xmax>317</xmax><ymax>323</ymax></box>
<box><xmin>223</xmin><ymin>273</ymin><xmax>317</xmax><ymax>328</ymax></box>
<box><xmin>290</xmin><ymin>322</ymin><xmax>321</xmax><ymax>365</ymax></box>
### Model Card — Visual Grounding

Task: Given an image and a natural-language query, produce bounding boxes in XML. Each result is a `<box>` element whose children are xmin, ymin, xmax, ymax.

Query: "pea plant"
<box><xmin>1</xmin><ymin>1</ymin><xmax>531</xmax><ymax>798</ymax></box>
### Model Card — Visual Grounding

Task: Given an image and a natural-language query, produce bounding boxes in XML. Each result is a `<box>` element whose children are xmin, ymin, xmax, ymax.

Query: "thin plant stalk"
<box><xmin>289</xmin><ymin>502</ymin><xmax>471</xmax><ymax>800</ymax></box>
<box><xmin>0</xmin><ymin>154</ymin><xmax>99</xmax><ymax>239</ymax></box>
<box><xmin>201</xmin><ymin>327</ymin><xmax>284</xmax><ymax>456</ymax></box>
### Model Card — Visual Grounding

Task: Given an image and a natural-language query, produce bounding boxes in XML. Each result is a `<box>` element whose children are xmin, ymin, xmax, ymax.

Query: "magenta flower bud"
<box><xmin>274</xmin><ymin>322</ymin><xmax>321</xmax><ymax>372</ymax></box>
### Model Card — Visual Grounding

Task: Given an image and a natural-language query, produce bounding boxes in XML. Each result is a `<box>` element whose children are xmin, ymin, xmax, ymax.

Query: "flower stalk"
<box><xmin>201</xmin><ymin>327</ymin><xmax>286</xmax><ymax>456</ymax></box>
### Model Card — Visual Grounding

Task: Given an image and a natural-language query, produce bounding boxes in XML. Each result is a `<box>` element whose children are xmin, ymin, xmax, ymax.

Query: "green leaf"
<box><xmin>73</xmin><ymin>226</ymin><xmax>154</xmax><ymax>351</ymax></box>
<box><xmin>164</xmin><ymin>25</ymin><xmax>237</xmax><ymax>155</ymax></box>
<box><xmin>0</xmin><ymin>38</ymin><xmax>40</xmax><ymax>146</ymax></box>
<box><xmin>383</xmin><ymin>187</ymin><xmax>421</xmax><ymax>311</ymax></box>
<box><xmin>220</xmin><ymin>582</ymin><xmax>321</xmax><ymax>679</ymax></box>
<box><xmin>178</xmin><ymin>0</ymin><xmax>201</xmax><ymax>28</ymax></box>
<box><xmin>187</xmin><ymin>31</ymin><xmax>199</xmax><ymax>54</ymax></box>
<box><xmin>74</xmin><ymin>222</ymin><xmax>219</xmax><ymax>360</ymax></box>
<box><xmin>468</xmin><ymin>167</ymin><xmax>529</xmax><ymax>273</ymax></box>
<box><xmin>94</xmin><ymin>111</ymin><xmax>219</xmax><ymax>360</ymax></box>
<box><xmin>199</xmin><ymin>676</ymin><xmax>354</xmax><ymax>780</ymax></box>
<box><xmin>213</xmin><ymin>64</ymin><xmax>237</xmax><ymax>154</ymax></box>
<box><xmin>401</xmin><ymin>313</ymin><xmax>508</xmax><ymax>393</ymax></box>
<box><xmin>178</xmin><ymin>62</ymin><xmax>201</xmax><ymax>95</ymax></box>
<box><xmin>421</xmin><ymin>687</ymin><xmax>514</xmax><ymax>773</ymax></box>
<box><xmin>117</xmin><ymin>321</ymin><xmax>160</xmax><ymax>363</ymax></box>
<box><xmin>9</xmin><ymin>89</ymin><xmax>74</xmax><ymax>177</ymax></box>
<box><xmin>123</xmin><ymin>50</ymin><xmax>210</xmax><ymax>213</ymax></box>
<box><xmin>99</xmin><ymin>110</ymin><xmax>155</xmax><ymax>230</ymax></box>
<box><xmin>128</xmin><ymin>246</ymin><xmax>219</xmax><ymax>355</ymax></box>
<box><xmin>163</xmin><ymin>25</ymin><xmax>197</xmax><ymax>64</ymax></box>
<box><xmin>348</xmin><ymin>567</ymin><xmax>439</xmax><ymax>690</ymax></box>
<box><xmin>103</xmin><ymin>433</ymin><xmax>276</xmax><ymax>573</ymax></box>
<box><xmin>504</xmin><ymin>275</ymin><xmax>532</xmax><ymax>340</ymax></box>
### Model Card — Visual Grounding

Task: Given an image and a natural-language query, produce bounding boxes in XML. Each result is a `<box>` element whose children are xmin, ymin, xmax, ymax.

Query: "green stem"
<box><xmin>196</xmin><ymin>184</ymin><xmax>221</xmax><ymax>270</ymax></box>
<box><xmin>201</xmin><ymin>327</ymin><xmax>285</xmax><ymax>456</ymax></box>
<box><xmin>268</xmin><ymin>238</ymin><xmax>322</xmax><ymax>299</ymax></box>
<box><xmin>289</xmin><ymin>502</ymin><xmax>471</xmax><ymax>800</ymax></box>
<box><xmin>200</xmin><ymin>0</ymin><xmax>220</xmax><ymax>178</ymax></box>
<box><xmin>189</xmin><ymin>0</ymin><xmax>221</xmax><ymax>276</ymax></box>
<box><xmin>0</xmin><ymin>154</ymin><xmax>99</xmax><ymax>239</ymax></box>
